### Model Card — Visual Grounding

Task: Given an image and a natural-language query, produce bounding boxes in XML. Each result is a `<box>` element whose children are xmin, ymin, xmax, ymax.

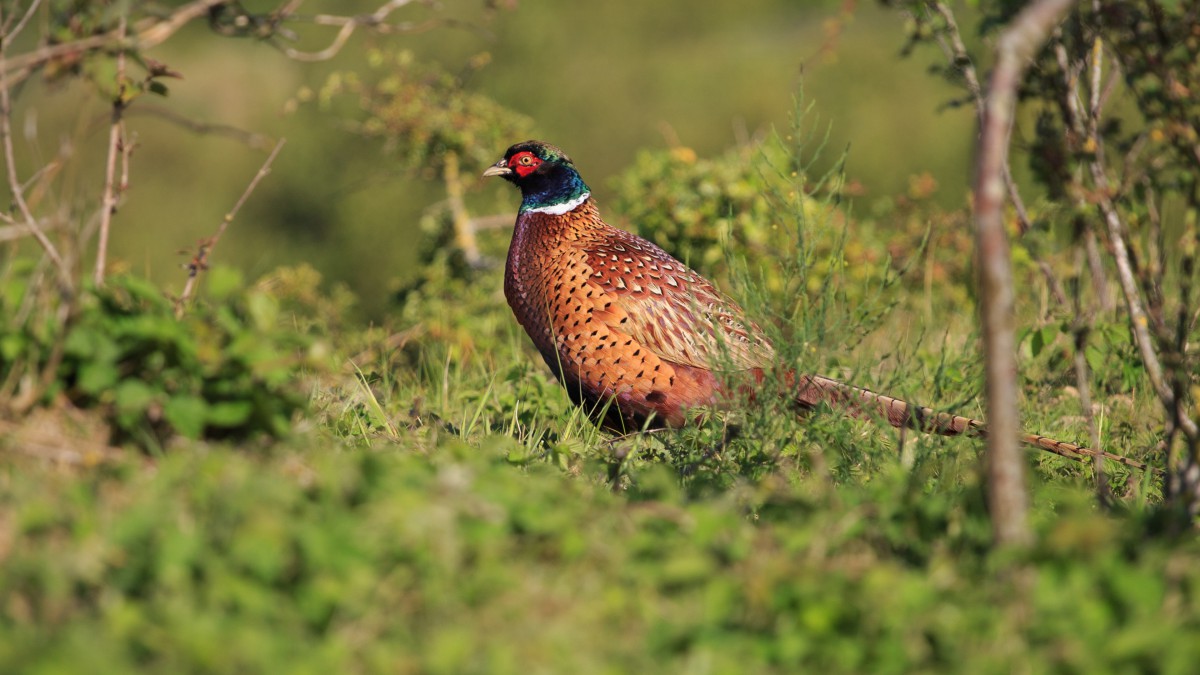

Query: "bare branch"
<box><xmin>128</xmin><ymin>104</ymin><xmax>273</xmax><ymax>149</ymax></box>
<box><xmin>0</xmin><ymin>223</ymin><xmax>28</xmax><ymax>241</ymax></box>
<box><xmin>1053</xmin><ymin>41</ymin><xmax>1112</xmax><ymax>311</ymax></box>
<box><xmin>975</xmin><ymin>0</ymin><xmax>1078</xmax><ymax>549</ymax></box>
<box><xmin>3</xmin><ymin>0</ymin><xmax>229</xmax><ymax>87</ymax></box>
<box><xmin>7</xmin><ymin>0</ymin><xmax>44</xmax><ymax>41</ymax></box>
<box><xmin>0</xmin><ymin>6</ymin><xmax>71</xmax><ymax>290</ymax></box>
<box><xmin>176</xmin><ymin>139</ymin><xmax>287</xmax><ymax>315</ymax></box>
<box><xmin>278</xmin><ymin>0</ymin><xmax>427</xmax><ymax>62</ymax></box>
<box><xmin>1065</xmin><ymin>26</ymin><xmax>1195</xmax><ymax>437</ymax></box>
<box><xmin>94</xmin><ymin>15</ymin><xmax>128</xmax><ymax>287</ymax></box>
<box><xmin>1089</xmin><ymin>154</ymin><xmax>1197</xmax><ymax>439</ymax></box>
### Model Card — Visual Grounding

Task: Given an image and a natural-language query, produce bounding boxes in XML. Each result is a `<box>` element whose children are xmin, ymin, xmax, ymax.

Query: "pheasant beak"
<box><xmin>482</xmin><ymin>159</ymin><xmax>513</xmax><ymax>178</ymax></box>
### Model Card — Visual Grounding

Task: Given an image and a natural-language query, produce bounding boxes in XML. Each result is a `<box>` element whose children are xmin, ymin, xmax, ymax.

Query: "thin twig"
<box><xmin>176</xmin><ymin>138</ymin><xmax>286</xmax><ymax>316</ymax></box>
<box><xmin>1090</xmin><ymin>164</ymin><xmax>1197</xmax><ymax>438</ymax></box>
<box><xmin>94</xmin><ymin>15</ymin><xmax>128</xmax><ymax>287</ymax></box>
<box><xmin>932</xmin><ymin>0</ymin><xmax>1066</xmax><ymax>307</ymax></box>
<box><xmin>3</xmin><ymin>0</ymin><xmax>228</xmax><ymax>86</ymax></box>
<box><xmin>1070</xmin><ymin>247</ymin><xmax>1110</xmax><ymax>502</ymax></box>
<box><xmin>278</xmin><ymin>0</ymin><xmax>423</xmax><ymax>62</ymax></box>
<box><xmin>128</xmin><ymin>104</ymin><xmax>273</xmax><ymax>149</ymax></box>
<box><xmin>7</xmin><ymin>0</ymin><xmax>44</xmax><ymax>41</ymax></box>
<box><xmin>0</xmin><ymin>5</ymin><xmax>71</xmax><ymax>290</ymax></box>
<box><xmin>1054</xmin><ymin>39</ymin><xmax>1113</xmax><ymax>313</ymax></box>
<box><xmin>0</xmin><ymin>223</ymin><xmax>30</xmax><ymax>241</ymax></box>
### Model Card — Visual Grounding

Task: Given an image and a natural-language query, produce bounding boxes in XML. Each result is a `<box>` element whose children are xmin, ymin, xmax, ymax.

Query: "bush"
<box><xmin>21</xmin><ymin>272</ymin><xmax>319</xmax><ymax>447</ymax></box>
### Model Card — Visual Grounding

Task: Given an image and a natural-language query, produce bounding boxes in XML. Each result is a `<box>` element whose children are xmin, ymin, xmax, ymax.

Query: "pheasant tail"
<box><xmin>794</xmin><ymin>374</ymin><xmax>1163</xmax><ymax>475</ymax></box>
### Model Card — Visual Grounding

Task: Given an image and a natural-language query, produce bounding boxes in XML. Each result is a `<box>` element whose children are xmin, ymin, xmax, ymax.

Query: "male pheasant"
<box><xmin>484</xmin><ymin>140</ymin><xmax>1155</xmax><ymax>473</ymax></box>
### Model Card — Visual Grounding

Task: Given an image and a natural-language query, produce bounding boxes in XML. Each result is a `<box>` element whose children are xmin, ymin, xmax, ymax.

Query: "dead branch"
<box><xmin>975</xmin><ymin>0</ymin><xmax>1077</xmax><ymax>548</ymax></box>
<box><xmin>176</xmin><ymin>138</ymin><xmax>286</xmax><ymax>316</ymax></box>
<box><xmin>94</xmin><ymin>15</ymin><xmax>128</xmax><ymax>287</ymax></box>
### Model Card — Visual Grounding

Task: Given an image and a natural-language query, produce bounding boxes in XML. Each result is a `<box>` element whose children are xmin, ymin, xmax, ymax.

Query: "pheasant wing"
<box><xmin>582</xmin><ymin>230</ymin><xmax>773</xmax><ymax>371</ymax></box>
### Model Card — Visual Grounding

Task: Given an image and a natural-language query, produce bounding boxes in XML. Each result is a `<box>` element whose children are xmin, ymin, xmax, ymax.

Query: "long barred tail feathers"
<box><xmin>793</xmin><ymin>374</ymin><xmax>1162</xmax><ymax>476</ymax></box>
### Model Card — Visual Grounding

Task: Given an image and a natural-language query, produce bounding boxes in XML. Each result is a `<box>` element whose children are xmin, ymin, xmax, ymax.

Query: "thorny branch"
<box><xmin>176</xmin><ymin>138</ymin><xmax>286</xmax><ymax>316</ymax></box>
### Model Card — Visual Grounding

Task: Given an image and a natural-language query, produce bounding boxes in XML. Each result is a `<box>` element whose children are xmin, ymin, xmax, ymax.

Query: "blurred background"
<box><xmin>14</xmin><ymin>0</ymin><xmax>981</xmax><ymax>316</ymax></box>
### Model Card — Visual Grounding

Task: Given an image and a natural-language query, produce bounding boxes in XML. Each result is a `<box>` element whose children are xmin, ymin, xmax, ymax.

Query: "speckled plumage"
<box><xmin>503</xmin><ymin>198</ymin><xmax>770</xmax><ymax>430</ymax></box>
<box><xmin>483</xmin><ymin>140</ymin><xmax>1159</xmax><ymax>474</ymax></box>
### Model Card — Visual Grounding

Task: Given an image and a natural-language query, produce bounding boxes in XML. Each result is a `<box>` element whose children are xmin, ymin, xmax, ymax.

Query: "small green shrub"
<box><xmin>44</xmin><ymin>273</ymin><xmax>316</xmax><ymax>447</ymax></box>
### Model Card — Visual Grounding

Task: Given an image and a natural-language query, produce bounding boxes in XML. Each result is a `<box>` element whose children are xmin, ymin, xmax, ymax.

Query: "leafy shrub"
<box><xmin>44</xmin><ymin>273</ymin><xmax>317</xmax><ymax>446</ymax></box>
<box><xmin>0</xmin><ymin>440</ymin><xmax>1196</xmax><ymax>674</ymax></box>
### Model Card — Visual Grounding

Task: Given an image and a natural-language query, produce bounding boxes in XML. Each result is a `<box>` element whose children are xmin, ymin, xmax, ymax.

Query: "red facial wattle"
<box><xmin>509</xmin><ymin>151</ymin><xmax>542</xmax><ymax>178</ymax></box>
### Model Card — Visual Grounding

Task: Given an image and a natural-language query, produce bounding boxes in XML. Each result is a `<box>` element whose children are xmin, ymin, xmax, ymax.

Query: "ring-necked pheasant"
<box><xmin>484</xmin><ymin>140</ymin><xmax>1157</xmax><ymax>474</ymax></box>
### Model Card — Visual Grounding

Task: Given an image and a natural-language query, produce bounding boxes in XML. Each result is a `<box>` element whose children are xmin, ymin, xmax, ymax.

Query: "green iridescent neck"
<box><xmin>518</xmin><ymin>166</ymin><xmax>591</xmax><ymax>214</ymax></box>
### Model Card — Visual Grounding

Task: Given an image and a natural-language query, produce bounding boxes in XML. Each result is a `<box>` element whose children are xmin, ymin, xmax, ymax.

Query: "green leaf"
<box><xmin>207</xmin><ymin>266</ymin><xmax>244</xmax><ymax>302</ymax></box>
<box><xmin>206</xmin><ymin>400</ymin><xmax>253</xmax><ymax>428</ymax></box>
<box><xmin>115</xmin><ymin>379</ymin><xmax>157</xmax><ymax>416</ymax></box>
<box><xmin>114</xmin><ymin>379</ymin><xmax>158</xmax><ymax>430</ymax></box>
<box><xmin>246</xmin><ymin>291</ymin><xmax>279</xmax><ymax>331</ymax></box>
<box><xmin>0</xmin><ymin>333</ymin><xmax>26</xmax><ymax>361</ymax></box>
<box><xmin>164</xmin><ymin>394</ymin><xmax>208</xmax><ymax>439</ymax></box>
<box><xmin>78</xmin><ymin>360</ymin><xmax>120</xmax><ymax>395</ymax></box>
<box><xmin>1030</xmin><ymin>327</ymin><xmax>1046</xmax><ymax>358</ymax></box>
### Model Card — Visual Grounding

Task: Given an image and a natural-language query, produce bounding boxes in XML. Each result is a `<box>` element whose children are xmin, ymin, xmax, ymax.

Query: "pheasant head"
<box><xmin>482</xmin><ymin>140</ymin><xmax>591</xmax><ymax>215</ymax></box>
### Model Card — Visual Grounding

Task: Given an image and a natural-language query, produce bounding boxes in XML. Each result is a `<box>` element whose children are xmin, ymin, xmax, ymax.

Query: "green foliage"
<box><xmin>306</xmin><ymin>48</ymin><xmax>533</xmax><ymax>174</ymax></box>
<box><xmin>610</xmin><ymin>142</ymin><xmax>796</xmax><ymax>282</ymax></box>
<box><xmin>15</xmin><ymin>272</ymin><xmax>318</xmax><ymax>446</ymax></box>
<box><xmin>1</xmin><ymin>439</ymin><xmax>1197</xmax><ymax>673</ymax></box>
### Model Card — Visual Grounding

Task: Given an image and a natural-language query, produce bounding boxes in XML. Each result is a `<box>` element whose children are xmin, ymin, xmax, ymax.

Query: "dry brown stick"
<box><xmin>0</xmin><ymin>3</ymin><xmax>71</xmax><ymax>291</ymax></box>
<box><xmin>176</xmin><ymin>138</ymin><xmax>286</xmax><ymax>316</ymax></box>
<box><xmin>976</xmin><ymin>0</ymin><xmax>1078</xmax><ymax>548</ymax></box>
<box><xmin>94</xmin><ymin>15</ymin><xmax>128</xmax><ymax>287</ymax></box>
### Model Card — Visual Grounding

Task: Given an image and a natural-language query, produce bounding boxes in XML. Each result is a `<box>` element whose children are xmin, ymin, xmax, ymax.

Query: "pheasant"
<box><xmin>483</xmin><ymin>140</ymin><xmax>1157</xmax><ymax>474</ymax></box>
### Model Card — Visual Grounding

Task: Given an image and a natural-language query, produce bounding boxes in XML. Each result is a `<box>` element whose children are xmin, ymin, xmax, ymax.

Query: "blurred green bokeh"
<box><xmin>14</xmin><ymin>0</ymin><xmax>976</xmax><ymax>315</ymax></box>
